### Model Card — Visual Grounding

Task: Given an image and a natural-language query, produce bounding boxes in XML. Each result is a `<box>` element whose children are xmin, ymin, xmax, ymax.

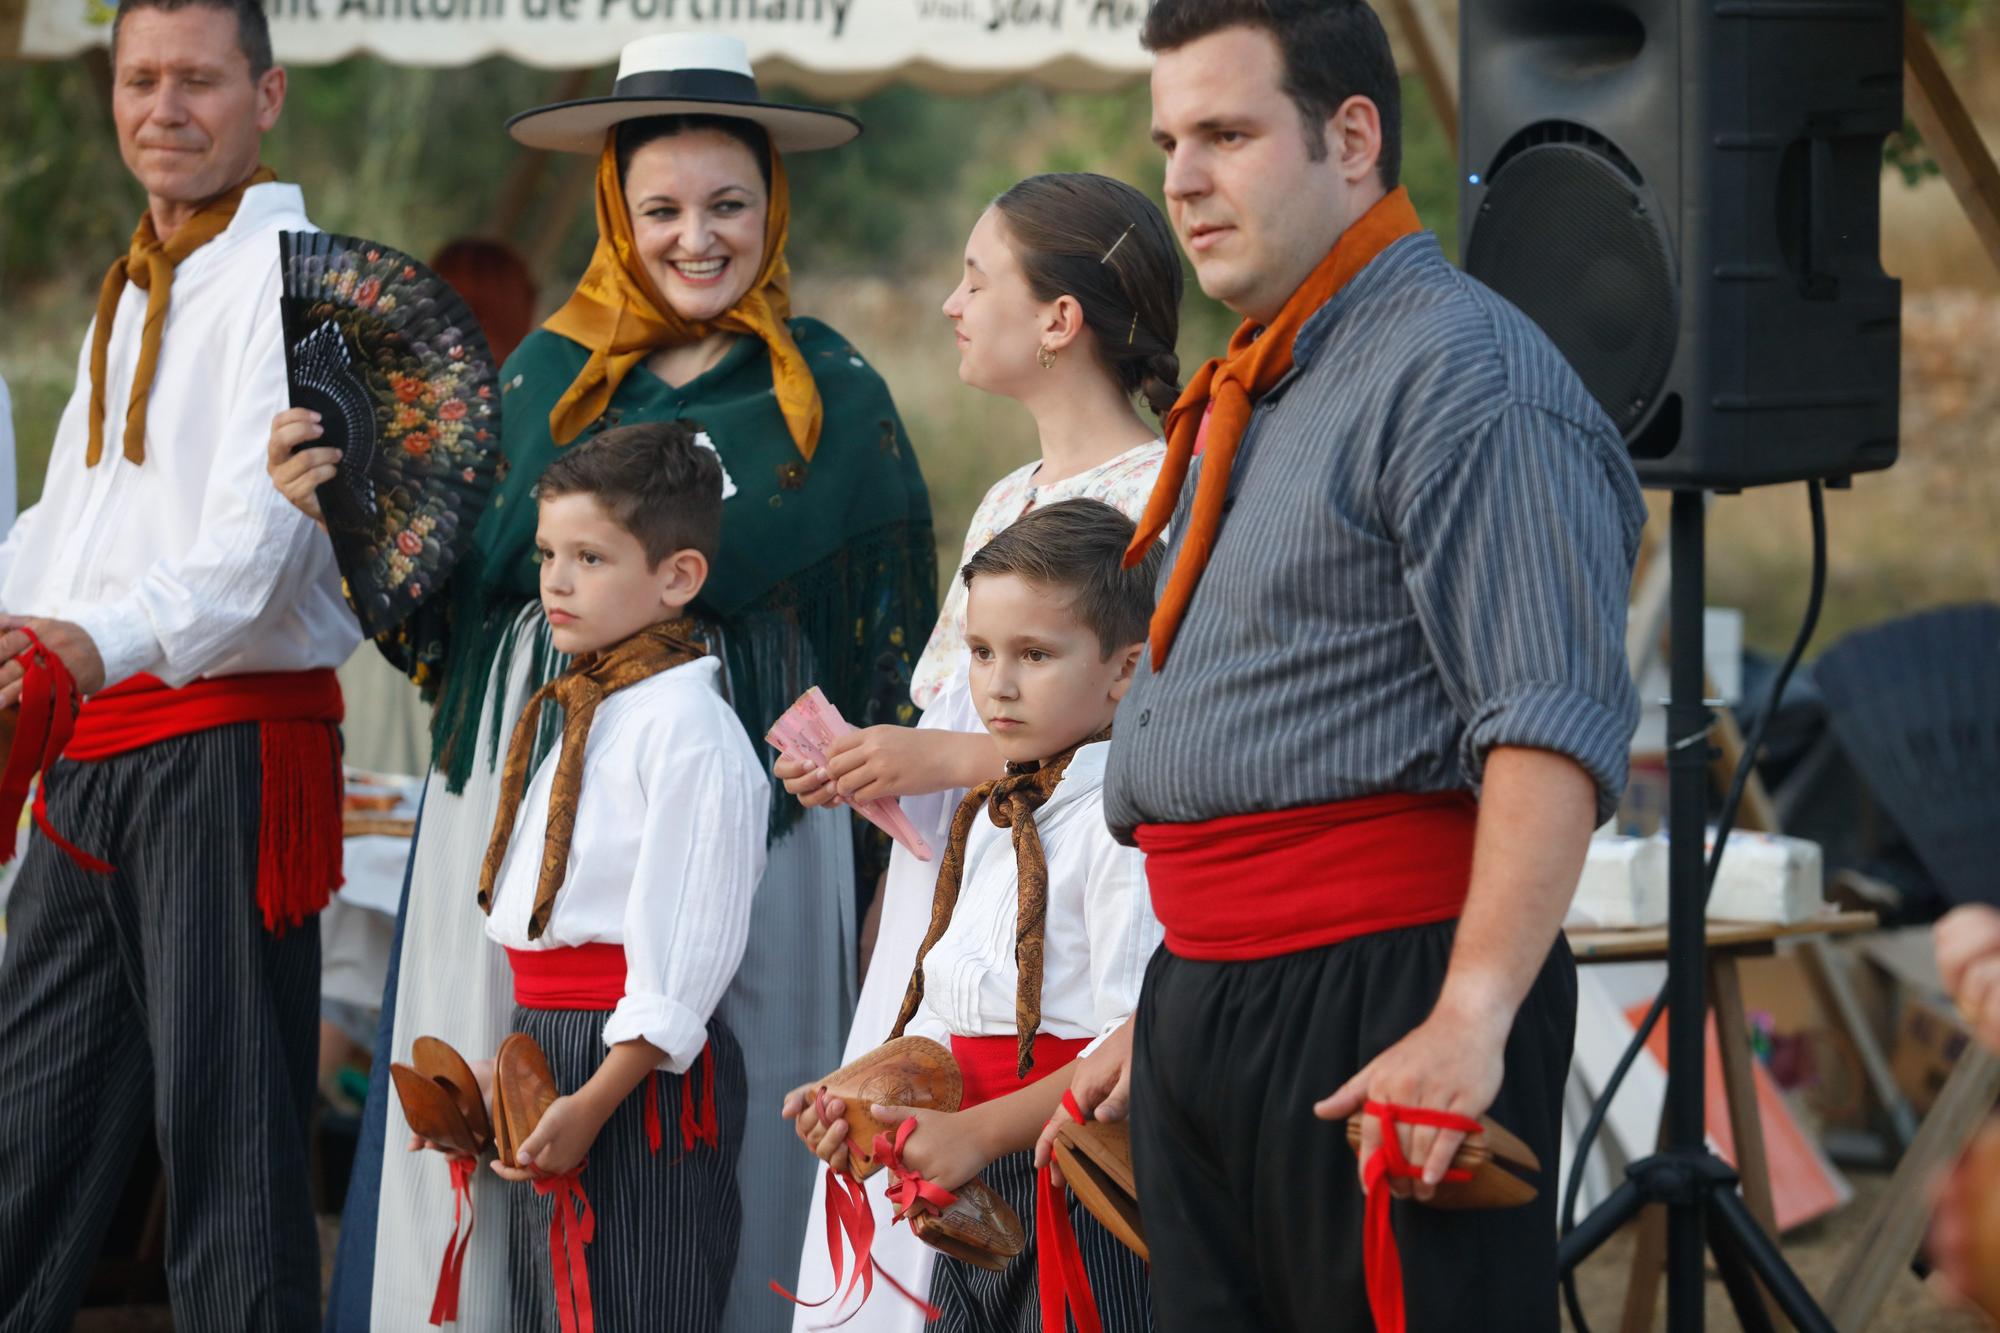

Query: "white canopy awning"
<box><xmin>17</xmin><ymin>0</ymin><xmax>1155</xmax><ymax>96</ymax></box>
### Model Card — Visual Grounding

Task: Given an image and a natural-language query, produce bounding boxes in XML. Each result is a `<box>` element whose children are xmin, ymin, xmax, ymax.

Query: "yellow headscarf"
<box><xmin>542</xmin><ymin>134</ymin><xmax>822</xmax><ymax>460</ymax></box>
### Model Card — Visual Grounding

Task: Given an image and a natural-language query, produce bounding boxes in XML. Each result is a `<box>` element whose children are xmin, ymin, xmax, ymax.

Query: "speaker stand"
<box><xmin>1556</xmin><ymin>491</ymin><xmax>1834</xmax><ymax>1333</ymax></box>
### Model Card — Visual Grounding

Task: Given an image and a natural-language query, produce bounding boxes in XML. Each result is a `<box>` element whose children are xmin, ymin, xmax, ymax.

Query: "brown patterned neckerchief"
<box><xmin>889</xmin><ymin>726</ymin><xmax>1112</xmax><ymax>1078</ymax></box>
<box><xmin>477</xmin><ymin>618</ymin><xmax>707</xmax><ymax>938</ymax></box>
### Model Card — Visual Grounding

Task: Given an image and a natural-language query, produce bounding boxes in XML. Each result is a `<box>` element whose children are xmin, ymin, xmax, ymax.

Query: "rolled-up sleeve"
<box><xmin>604</xmin><ymin>738</ymin><xmax>770</xmax><ymax>1072</ymax></box>
<box><xmin>1391</xmin><ymin>401</ymin><xmax>1646</xmax><ymax>824</ymax></box>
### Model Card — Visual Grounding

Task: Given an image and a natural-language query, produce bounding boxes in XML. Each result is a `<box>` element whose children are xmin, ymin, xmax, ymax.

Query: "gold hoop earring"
<box><xmin>1037</xmin><ymin>344</ymin><xmax>1057</xmax><ymax>370</ymax></box>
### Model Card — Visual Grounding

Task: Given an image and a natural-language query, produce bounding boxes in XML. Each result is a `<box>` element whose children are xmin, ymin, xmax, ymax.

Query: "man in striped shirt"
<box><xmin>1085</xmin><ymin>2</ymin><xmax>1647</xmax><ymax>1328</ymax></box>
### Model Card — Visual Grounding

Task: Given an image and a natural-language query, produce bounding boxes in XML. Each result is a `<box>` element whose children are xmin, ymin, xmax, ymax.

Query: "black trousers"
<box><xmin>928</xmin><ymin>1144</ymin><xmax>1153</xmax><ymax>1333</ymax></box>
<box><xmin>0</xmin><ymin>727</ymin><xmax>322</xmax><ymax>1332</ymax></box>
<box><xmin>1130</xmin><ymin>921</ymin><xmax>1575</xmax><ymax>1333</ymax></box>
<box><xmin>506</xmin><ymin>1006</ymin><xmax>746</xmax><ymax>1333</ymax></box>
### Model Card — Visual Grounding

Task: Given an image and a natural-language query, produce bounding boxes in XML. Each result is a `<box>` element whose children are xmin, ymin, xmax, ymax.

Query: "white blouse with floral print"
<box><xmin>910</xmin><ymin>438</ymin><xmax>1167</xmax><ymax>711</ymax></box>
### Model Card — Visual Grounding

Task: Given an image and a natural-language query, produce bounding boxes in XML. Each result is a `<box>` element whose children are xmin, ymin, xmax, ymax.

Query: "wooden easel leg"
<box><xmin>1382</xmin><ymin>0</ymin><xmax>1459</xmax><ymax>152</ymax></box>
<box><xmin>1904</xmin><ymin>8</ymin><xmax>2000</xmax><ymax>278</ymax></box>
<box><xmin>1712</xmin><ymin>954</ymin><xmax>1788</xmax><ymax>1329</ymax></box>
<box><xmin>1619</xmin><ymin>1116</ymin><xmax>1671</xmax><ymax>1333</ymax></box>
<box><xmin>1825</xmin><ymin>1047</ymin><xmax>2000</xmax><ymax>1330</ymax></box>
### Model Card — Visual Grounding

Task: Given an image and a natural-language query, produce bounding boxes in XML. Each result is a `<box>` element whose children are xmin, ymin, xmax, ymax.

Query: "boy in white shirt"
<box><xmin>788</xmin><ymin>498</ymin><xmax>1163</xmax><ymax>1330</ymax></box>
<box><xmin>470</xmin><ymin>420</ymin><xmax>769</xmax><ymax>1330</ymax></box>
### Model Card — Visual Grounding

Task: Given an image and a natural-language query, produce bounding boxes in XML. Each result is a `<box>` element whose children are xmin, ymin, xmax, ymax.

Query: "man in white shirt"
<box><xmin>0</xmin><ymin>1</ymin><xmax>356</xmax><ymax>1326</ymax></box>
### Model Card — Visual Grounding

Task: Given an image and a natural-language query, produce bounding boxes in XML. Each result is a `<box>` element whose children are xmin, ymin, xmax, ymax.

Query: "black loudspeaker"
<box><xmin>1458</xmin><ymin>1</ymin><xmax>1903</xmax><ymax>490</ymax></box>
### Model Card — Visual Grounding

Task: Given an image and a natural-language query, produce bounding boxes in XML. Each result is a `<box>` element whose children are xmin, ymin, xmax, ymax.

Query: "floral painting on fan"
<box><xmin>279</xmin><ymin>231</ymin><xmax>503</xmax><ymax>638</ymax></box>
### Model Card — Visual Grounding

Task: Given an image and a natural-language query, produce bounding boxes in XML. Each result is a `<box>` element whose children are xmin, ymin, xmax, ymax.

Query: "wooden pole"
<box><xmin>1903</xmin><ymin>8</ymin><xmax>2000</xmax><ymax>278</ymax></box>
<box><xmin>1383</xmin><ymin>0</ymin><xmax>1458</xmax><ymax>153</ymax></box>
<box><xmin>0</xmin><ymin>0</ymin><xmax>27</xmax><ymax>62</ymax></box>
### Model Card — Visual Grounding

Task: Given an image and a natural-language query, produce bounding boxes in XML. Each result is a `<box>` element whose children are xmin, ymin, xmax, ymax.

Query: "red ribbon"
<box><xmin>1358</xmin><ymin>1100</ymin><xmax>1480</xmax><ymax>1333</ymax></box>
<box><xmin>1036</xmin><ymin>1089</ymin><xmax>1103</xmax><ymax>1333</ymax></box>
<box><xmin>427</xmin><ymin>1154</ymin><xmax>477</xmax><ymax>1326</ymax></box>
<box><xmin>0</xmin><ymin>629</ymin><xmax>107</xmax><ymax>874</ymax></box>
<box><xmin>534</xmin><ymin>1168</ymin><xmax>596</xmax><ymax>1333</ymax></box>
<box><xmin>770</xmin><ymin>1093</ymin><xmax>941</xmax><ymax>1326</ymax></box>
<box><xmin>876</xmin><ymin>1116</ymin><xmax>959</xmax><ymax>1221</ymax></box>
<box><xmin>680</xmin><ymin>1042</ymin><xmax>717</xmax><ymax>1154</ymax></box>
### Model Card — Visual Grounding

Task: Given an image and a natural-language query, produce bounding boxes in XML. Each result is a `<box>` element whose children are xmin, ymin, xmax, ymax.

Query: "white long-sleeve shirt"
<box><xmin>905</xmin><ymin>742</ymin><xmax>1161</xmax><ymax>1051</ymax></box>
<box><xmin>0</xmin><ymin>182</ymin><xmax>359</xmax><ymax>686</ymax></box>
<box><xmin>484</xmin><ymin>655</ymin><xmax>770</xmax><ymax>1073</ymax></box>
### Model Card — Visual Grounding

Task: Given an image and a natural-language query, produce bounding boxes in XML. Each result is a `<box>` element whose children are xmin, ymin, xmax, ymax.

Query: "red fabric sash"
<box><xmin>1358</xmin><ymin>1100</ymin><xmax>1481</xmax><ymax>1333</ymax></box>
<box><xmin>770</xmin><ymin>1092</ymin><xmax>939</xmax><ymax>1326</ymax></box>
<box><xmin>535</xmin><ymin>1169</ymin><xmax>596</xmax><ymax>1333</ymax></box>
<box><xmin>1036</xmin><ymin>1088</ymin><xmax>1104</xmax><ymax>1333</ymax></box>
<box><xmin>1135</xmin><ymin>792</ymin><xmax>1477</xmax><ymax>961</ymax></box>
<box><xmin>1</xmin><ymin>660</ymin><xmax>343</xmax><ymax>932</ymax></box>
<box><xmin>950</xmin><ymin>1033</ymin><xmax>1092</xmax><ymax>1109</ymax></box>
<box><xmin>503</xmin><ymin>944</ymin><xmax>717</xmax><ymax>1156</ymax></box>
<box><xmin>427</xmin><ymin>1154</ymin><xmax>477</xmax><ymax>1326</ymax></box>
<box><xmin>507</xmin><ymin>943</ymin><xmax>628</xmax><ymax>1008</ymax></box>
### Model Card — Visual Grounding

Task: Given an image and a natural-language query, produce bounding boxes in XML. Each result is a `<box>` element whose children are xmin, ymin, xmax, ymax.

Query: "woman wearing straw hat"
<box><xmin>277</xmin><ymin>34</ymin><xmax>936</xmax><ymax>1330</ymax></box>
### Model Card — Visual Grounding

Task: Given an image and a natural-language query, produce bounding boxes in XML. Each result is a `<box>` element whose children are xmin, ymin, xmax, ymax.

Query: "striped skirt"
<box><xmin>506</xmin><ymin>1006</ymin><xmax>746</xmax><ymax>1333</ymax></box>
<box><xmin>928</xmin><ymin>1148</ymin><xmax>1153</xmax><ymax>1333</ymax></box>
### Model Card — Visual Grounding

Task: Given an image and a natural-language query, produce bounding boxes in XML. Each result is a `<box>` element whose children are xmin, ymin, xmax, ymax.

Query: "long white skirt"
<box><xmin>367</xmin><ymin>607</ymin><xmax>543</xmax><ymax>1329</ymax></box>
<box><xmin>785</xmin><ymin>681</ymin><xmax>983</xmax><ymax>1333</ymax></box>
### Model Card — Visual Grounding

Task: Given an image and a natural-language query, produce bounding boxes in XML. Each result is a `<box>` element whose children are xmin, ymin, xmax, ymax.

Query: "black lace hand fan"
<box><xmin>278</xmin><ymin>232</ymin><xmax>502</xmax><ymax>638</ymax></box>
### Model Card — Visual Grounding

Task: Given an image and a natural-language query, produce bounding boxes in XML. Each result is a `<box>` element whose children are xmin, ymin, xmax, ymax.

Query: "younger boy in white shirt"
<box><xmin>789</xmin><ymin>498</ymin><xmax>1164</xmax><ymax>1330</ymax></box>
<box><xmin>474</xmin><ymin>420</ymin><xmax>769</xmax><ymax>1331</ymax></box>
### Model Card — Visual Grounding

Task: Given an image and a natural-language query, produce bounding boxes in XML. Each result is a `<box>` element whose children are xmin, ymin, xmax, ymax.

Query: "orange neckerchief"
<box><xmin>87</xmin><ymin>165</ymin><xmax>276</xmax><ymax>468</ymax></box>
<box><xmin>542</xmin><ymin>137</ymin><xmax>821</xmax><ymax>460</ymax></box>
<box><xmin>1124</xmin><ymin>186</ymin><xmax>1422</xmax><ymax>668</ymax></box>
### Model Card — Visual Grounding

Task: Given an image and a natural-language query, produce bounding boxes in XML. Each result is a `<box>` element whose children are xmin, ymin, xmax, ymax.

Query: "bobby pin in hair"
<box><xmin>1099</xmin><ymin>223</ymin><xmax>1136</xmax><ymax>265</ymax></box>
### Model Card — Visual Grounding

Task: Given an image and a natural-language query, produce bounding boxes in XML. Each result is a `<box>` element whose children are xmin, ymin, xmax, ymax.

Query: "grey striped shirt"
<box><xmin>1103</xmin><ymin>232</ymin><xmax>1647</xmax><ymax>842</ymax></box>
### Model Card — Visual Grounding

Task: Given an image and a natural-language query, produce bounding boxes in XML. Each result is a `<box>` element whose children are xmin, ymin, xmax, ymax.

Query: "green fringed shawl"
<box><xmin>412</xmin><ymin>318</ymin><xmax>937</xmax><ymax>846</ymax></box>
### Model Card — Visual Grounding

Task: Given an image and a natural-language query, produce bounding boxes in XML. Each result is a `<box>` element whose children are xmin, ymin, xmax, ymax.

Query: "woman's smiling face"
<box><xmin>622</xmin><ymin>129</ymin><xmax>769</xmax><ymax>324</ymax></box>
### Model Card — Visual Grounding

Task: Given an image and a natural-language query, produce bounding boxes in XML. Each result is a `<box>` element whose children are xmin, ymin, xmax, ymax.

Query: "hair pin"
<box><xmin>1128</xmin><ymin>311</ymin><xmax>1138</xmax><ymax>345</ymax></box>
<box><xmin>1099</xmin><ymin>223</ymin><xmax>1137</xmax><ymax>265</ymax></box>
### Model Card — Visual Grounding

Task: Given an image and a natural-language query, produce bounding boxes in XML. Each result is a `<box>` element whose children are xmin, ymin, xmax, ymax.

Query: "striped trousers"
<box><xmin>0</xmin><ymin>726</ymin><xmax>322</xmax><ymax>1332</ymax></box>
<box><xmin>507</xmin><ymin>1007</ymin><xmax>746</xmax><ymax>1332</ymax></box>
<box><xmin>928</xmin><ymin>1148</ymin><xmax>1153</xmax><ymax>1333</ymax></box>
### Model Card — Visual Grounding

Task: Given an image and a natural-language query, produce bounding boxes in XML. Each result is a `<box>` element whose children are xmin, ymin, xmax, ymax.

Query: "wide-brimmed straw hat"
<box><xmin>506</xmin><ymin>34</ymin><xmax>861</xmax><ymax>155</ymax></box>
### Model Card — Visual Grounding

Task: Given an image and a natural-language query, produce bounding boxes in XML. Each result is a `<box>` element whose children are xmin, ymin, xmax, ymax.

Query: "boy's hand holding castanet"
<box><xmin>867</xmin><ymin>1103</ymin><xmax>995</xmax><ymax>1199</ymax></box>
<box><xmin>489</xmin><ymin>1037</ymin><xmax>664</xmax><ymax>1182</ymax></box>
<box><xmin>781</xmin><ymin>1081</ymin><xmax>854</xmax><ymax>1173</ymax></box>
<box><xmin>407</xmin><ymin>1057</ymin><xmax>496</xmax><ymax>1157</ymax></box>
<box><xmin>1034</xmin><ymin>1020</ymin><xmax>1134</xmax><ymax>1185</ymax></box>
<box><xmin>491</xmin><ymin>1093</ymin><xmax>605</xmax><ymax>1180</ymax></box>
